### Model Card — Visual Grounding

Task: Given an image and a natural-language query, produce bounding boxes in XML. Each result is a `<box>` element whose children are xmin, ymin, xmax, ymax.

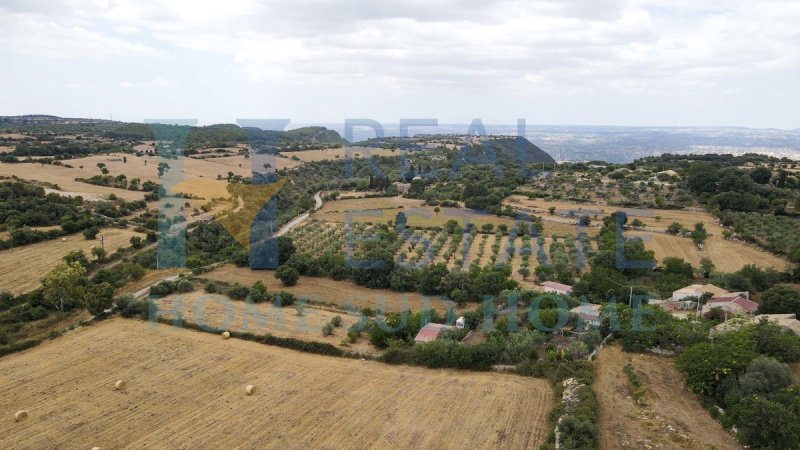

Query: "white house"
<box><xmin>540</xmin><ymin>281</ymin><xmax>573</xmax><ymax>296</ymax></box>
<box><xmin>672</xmin><ymin>284</ymin><xmax>728</xmax><ymax>302</ymax></box>
<box><xmin>569</xmin><ymin>304</ymin><xmax>602</xmax><ymax>330</ymax></box>
<box><xmin>702</xmin><ymin>294</ymin><xmax>758</xmax><ymax>317</ymax></box>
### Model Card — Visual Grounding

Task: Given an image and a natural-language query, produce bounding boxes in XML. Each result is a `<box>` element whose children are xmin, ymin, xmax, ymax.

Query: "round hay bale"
<box><xmin>14</xmin><ymin>410</ymin><xmax>28</xmax><ymax>422</ymax></box>
<box><xmin>61</xmin><ymin>237</ymin><xmax>67</xmax><ymax>242</ymax></box>
<box><xmin>221</xmin><ymin>331</ymin><xmax>230</xmax><ymax>339</ymax></box>
<box><xmin>245</xmin><ymin>385</ymin><xmax>255</xmax><ymax>395</ymax></box>
<box><xmin>114</xmin><ymin>380</ymin><xmax>126</xmax><ymax>390</ymax></box>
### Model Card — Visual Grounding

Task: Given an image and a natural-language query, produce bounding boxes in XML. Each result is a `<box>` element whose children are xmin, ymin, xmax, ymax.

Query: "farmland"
<box><xmin>593</xmin><ymin>345</ymin><xmax>741</xmax><ymax>450</ymax></box>
<box><xmin>202</xmin><ymin>264</ymin><xmax>472</xmax><ymax>314</ymax></box>
<box><xmin>0</xmin><ymin>319</ymin><xmax>553</xmax><ymax>449</ymax></box>
<box><xmin>506</xmin><ymin>195</ymin><xmax>790</xmax><ymax>272</ymax></box>
<box><xmin>153</xmin><ymin>291</ymin><xmax>376</xmax><ymax>353</ymax></box>
<box><xmin>0</xmin><ymin>227</ymin><xmax>144</xmax><ymax>295</ymax></box>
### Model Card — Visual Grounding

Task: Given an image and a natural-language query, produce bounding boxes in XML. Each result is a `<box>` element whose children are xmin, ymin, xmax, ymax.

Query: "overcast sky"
<box><xmin>1</xmin><ymin>0</ymin><xmax>798</xmax><ymax>128</ymax></box>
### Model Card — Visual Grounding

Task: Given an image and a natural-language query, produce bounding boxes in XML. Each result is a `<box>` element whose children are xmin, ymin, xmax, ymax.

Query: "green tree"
<box><xmin>83</xmin><ymin>226</ymin><xmax>100</xmax><ymax>240</ymax></box>
<box><xmin>690</xmin><ymin>222</ymin><xmax>708</xmax><ymax>244</ymax></box>
<box><xmin>739</xmin><ymin>356</ymin><xmax>795</xmax><ymax>396</ymax></box>
<box><xmin>62</xmin><ymin>250</ymin><xmax>90</xmax><ymax>268</ymax></box>
<box><xmin>43</xmin><ymin>261</ymin><xmax>86</xmax><ymax>311</ymax></box>
<box><xmin>277</xmin><ymin>236</ymin><xmax>296</xmax><ymax>266</ymax></box>
<box><xmin>275</xmin><ymin>265</ymin><xmax>299</xmax><ymax>286</ymax></box>
<box><xmin>91</xmin><ymin>246</ymin><xmax>107</xmax><ymax>261</ymax></box>
<box><xmin>758</xmin><ymin>285</ymin><xmax>800</xmax><ymax>316</ymax></box>
<box><xmin>130</xmin><ymin>236</ymin><xmax>144</xmax><ymax>249</ymax></box>
<box><xmin>84</xmin><ymin>282</ymin><xmax>115</xmax><ymax>315</ymax></box>
<box><xmin>699</xmin><ymin>257</ymin><xmax>715</xmax><ymax>279</ymax></box>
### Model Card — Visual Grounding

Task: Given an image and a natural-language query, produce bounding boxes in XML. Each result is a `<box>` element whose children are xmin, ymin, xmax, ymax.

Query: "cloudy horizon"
<box><xmin>1</xmin><ymin>0</ymin><xmax>799</xmax><ymax>129</ymax></box>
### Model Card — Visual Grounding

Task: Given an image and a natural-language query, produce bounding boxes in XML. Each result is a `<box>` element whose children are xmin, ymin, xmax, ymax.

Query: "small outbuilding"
<box><xmin>414</xmin><ymin>323</ymin><xmax>454</xmax><ymax>343</ymax></box>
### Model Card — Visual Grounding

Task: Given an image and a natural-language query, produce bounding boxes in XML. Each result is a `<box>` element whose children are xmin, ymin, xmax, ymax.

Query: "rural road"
<box><xmin>275</xmin><ymin>191</ymin><xmax>323</xmax><ymax>237</ymax></box>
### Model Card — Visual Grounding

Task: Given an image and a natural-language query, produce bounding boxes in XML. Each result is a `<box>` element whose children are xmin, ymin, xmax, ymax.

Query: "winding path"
<box><xmin>275</xmin><ymin>191</ymin><xmax>323</xmax><ymax>237</ymax></box>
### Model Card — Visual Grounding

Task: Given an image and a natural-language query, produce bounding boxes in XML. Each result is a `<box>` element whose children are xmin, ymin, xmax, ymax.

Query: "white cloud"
<box><xmin>1</xmin><ymin>0</ymin><xmax>798</xmax><ymax>126</ymax></box>
<box><xmin>119</xmin><ymin>77</ymin><xmax>176</xmax><ymax>89</ymax></box>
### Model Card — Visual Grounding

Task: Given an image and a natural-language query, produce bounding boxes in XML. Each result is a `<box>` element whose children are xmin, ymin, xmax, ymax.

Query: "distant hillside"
<box><xmin>460</xmin><ymin>136</ymin><xmax>555</xmax><ymax>165</ymax></box>
<box><xmin>280</xmin><ymin>126</ymin><xmax>346</xmax><ymax>150</ymax></box>
<box><xmin>353</xmin><ymin>134</ymin><xmax>555</xmax><ymax>164</ymax></box>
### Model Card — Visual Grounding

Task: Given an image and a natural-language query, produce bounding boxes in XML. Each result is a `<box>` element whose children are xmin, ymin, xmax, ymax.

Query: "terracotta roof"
<box><xmin>708</xmin><ymin>295</ymin><xmax>758</xmax><ymax>313</ymax></box>
<box><xmin>414</xmin><ymin>323</ymin><xmax>454</xmax><ymax>343</ymax></box>
<box><xmin>540</xmin><ymin>281</ymin><xmax>573</xmax><ymax>292</ymax></box>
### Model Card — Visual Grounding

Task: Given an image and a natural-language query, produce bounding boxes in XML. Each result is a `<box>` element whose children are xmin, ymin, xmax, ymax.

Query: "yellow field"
<box><xmin>202</xmin><ymin>264</ymin><xmax>474</xmax><ymax>314</ymax></box>
<box><xmin>628</xmin><ymin>231</ymin><xmax>789</xmax><ymax>273</ymax></box>
<box><xmin>314</xmin><ymin>197</ymin><xmax>520</xmax><ymax>229</ymax></box>
<box><xmin>0</xmin><ymin>227</ymin><xmax>144</xmax><ymax>295</ymax></box>
<box><xmin>0</xmin><ymin>163</ymin><xmax>146</xmax><ymax>201</ymax></box>
<box><xmin>594</xmin><ymin>345</ymin><xmax>741</xmax><ymax>450</ymax></box>
<box><xmin>507</xmin><ymin>196</ymin><xmax>788</xmax><ymax>272</ymax></box>
<box><xmin>0</xmin><ymin>319</ymin><xmax>553</xmax><ymax>449</ymax></box>
<box><xmin>280</xmin><ymin>146</ymin><xmax>407</xmax><ymax>163</ymax></box>
<box><xmin>154</xmin><ymin>292</ymin><xmax>375</xmax><ymax>353</ymax></box>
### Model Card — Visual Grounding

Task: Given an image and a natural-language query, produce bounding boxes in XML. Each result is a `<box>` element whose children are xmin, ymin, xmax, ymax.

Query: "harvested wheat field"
<box><xmin>594</xmin><ymin>345</ymin><xmax>741</xmax><ymax>450</ymax></box>
<box><xmin>628</xmin><ymin>231</ymin><xmax>788</xmax><ymax>273</ymax></box>
<box><xmin>0</xmin><ymin>162</ymin><xmax>145</xmax><ymax>201</ymax></box>
<box><xmin>154</xmin><ymin>292</ymin><xmax>375</xmax><ymax>353</ymax></box>
<box><xmin>0</xmin><ymin>227</ymin><xmax>143</xmax><ymax>295</ymax></box>
<box><xmin>202</xmin><ymin>264</ymin><xmax>476</xmax><ymax>314</ymax></box>
<box><xmin>0</xmin><ymin>319</ymin><xmax>553</xmax><ymax>449</ymax></box>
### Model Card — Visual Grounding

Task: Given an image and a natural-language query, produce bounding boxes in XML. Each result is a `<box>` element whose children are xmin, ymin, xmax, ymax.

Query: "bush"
<box><xmin>204</xmin><ymin>281</ymin><xmax>219</xmax><ymax>293</ymax></box>
<box><xmin>739</xmin><ymin>356</ymin><xmax>795</xmax><ymax>396</ymax></box>
<box><xmin>273</xmin><ymin>291</ymin><xmax>295</xmax><ymax>306</ymax></box>
<box><xmin>227</xmin><ymin>283</ymin><xmax>250</xmax><ymax>300</ymax></box>
<box><xmin>0</xmin><ymin>329</ymin><xmax>10</xmax><ymax>345</ymax></box>
<box><xmin>175</xmin><ymin>279</ymin><xmax>194</xmax><ymax>293</ymax></box>
<box><xmin>250</xmin><ymin>281</ymin><xmax>269</xmax><ymax>303</ymax></box>
<box><xmin>322</xmin><ymin>323</ymin><xmax>334</xmax><ymax>336</ymax></box>
<box><xmin>275</xmin><ymin>265</ymin><xmax>299</xmax><ymax>286</ymax></box>
<box><xmin>116</xmin><ymin>296</ymin><xmax>148</xmax><ymax>319</ymax></box>
<box><xmin>331</xmin><ymin>315</ymin><xmax>343</xmax><ymax>327</ymax></box>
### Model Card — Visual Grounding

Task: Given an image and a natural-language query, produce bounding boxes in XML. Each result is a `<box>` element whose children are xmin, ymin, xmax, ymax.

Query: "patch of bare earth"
<box><xmin>593</xmin><ymin>344</ymin><xmax>741</xmax><ymax>450</ymax></box>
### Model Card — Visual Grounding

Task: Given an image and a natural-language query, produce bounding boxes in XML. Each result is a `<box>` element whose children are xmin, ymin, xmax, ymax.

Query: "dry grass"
<box><xmin>628</xmin><ymin>231</ymin><xmax>788</xmax><ymax>272</ymax></box>
<box><xmin>0</xmin><ymin>162</ymin><xmax>146</xmax><ymax>201</ymax></box>
<box><xmin>0</xmin><ymin>318</ymin><xmax>553</xmax><ymax>449</ymax></box>
<box><xmin>0</xmin><ymin>227</ymin><xmax>144</xmax><ymax>295</ymax></box>
<box><xmin>279</xmin><ymin>146</ymin><xmax>407</xmax><ymax>163</ymax></box>
<box><xmin>594</xmin><ymin>345</ymin><xmax>741</xmax><ymax>450</ymax></box>
<box><xmin>314</xmin><ymin>197</ymin><xmax>518</xmax><ymax>229</ymax></box>
<box><xmin>508</xmin><ymin>195</ymin><xmax>788</xmax><ymax>272</ymax></box>
<box><xmin>202</xmin><ymin>264</ymin><xmax>476</xmax><ymax>314</ymax></box>
<box><xmin>153</xmin><ymin>292</ymin><xmax>376</xmax><ymax>353</ymax></box>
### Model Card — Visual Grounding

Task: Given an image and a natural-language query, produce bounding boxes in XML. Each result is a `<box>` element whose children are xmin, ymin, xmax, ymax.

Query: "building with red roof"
<box><xmin>702</xmin><ymin>293</ymin><xmax>758</xmax><ymax>317</ymax></box>
<box><xmin>414</xmin><ymin>323</ymin><xmax>454</xmax><ymax>343</ymax></box>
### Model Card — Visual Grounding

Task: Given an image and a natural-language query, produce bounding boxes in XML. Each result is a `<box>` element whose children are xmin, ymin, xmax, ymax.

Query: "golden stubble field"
<box><xmin>202</xmin><ymin>264</ymin><xmax>475</xmax><ymax>314</ymax></box>
<box><xmin>0</xmin><ymin>227</ymin><xmax>144</xmax><ymax>295</ymax></box>
<box><xmin>593</xmin><ymin>345</ymin><xmax>741</xmax><ymax>450</ymax></box>
<box><xmin>153</xmin><ymin>291</ymin><xmax>376</xmax><ymax>354</ymax></box>
<box><xmin>0</xmin><ymin>319</ymin><xmax>553</xmax><ymax>449</ymax></box>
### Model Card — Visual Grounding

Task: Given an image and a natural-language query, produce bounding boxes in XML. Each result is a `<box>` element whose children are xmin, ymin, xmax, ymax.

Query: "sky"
<box><xmin>0</xmin><ymin>0</ymin><xmax>798</xmax><ymax>129</ymax></box>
